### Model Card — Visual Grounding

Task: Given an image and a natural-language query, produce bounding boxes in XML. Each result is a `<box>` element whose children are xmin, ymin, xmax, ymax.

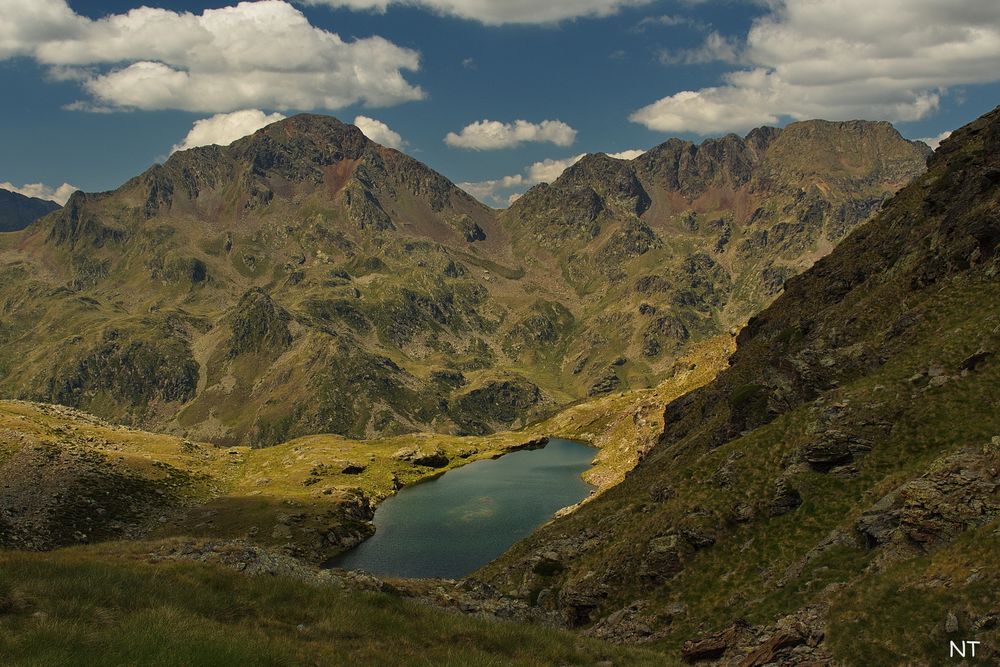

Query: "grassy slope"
<box><xmin>0</xmin><ymin>400</ymin><xmax>546</xmax><ymax>561</ymax></box>
<box><xmin>522</xmin><ymin>334</ymin><xmax>735</xmax><ymax>490</ymax></box>
<box><xmin>0</xmin><ymin>543</ymin><xmax>664</xmax><ymax>667</ymax></box>
<box><xmin>0</xmin><ymin>339</ymin><xmax>734</xmax><ymax>667</ymax></box>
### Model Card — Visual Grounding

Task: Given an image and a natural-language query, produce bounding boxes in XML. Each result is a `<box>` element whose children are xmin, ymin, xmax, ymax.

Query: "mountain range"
<box><xmin>0</xmin><ymin>115</ymin><xmax>929</xmax><ymax>447</ymax></box>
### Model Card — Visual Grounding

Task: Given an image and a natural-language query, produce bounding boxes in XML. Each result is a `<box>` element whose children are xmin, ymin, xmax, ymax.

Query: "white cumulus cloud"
<box><xmin>916</xmin><ymin>131</ymin><xmax>952</xmax><ymax>151</ymax></box>
<box><xmin>0</xmin><ymin>0</ymin><xmax>424</xmax><ymax>113</ymax></box>
<box><xmin>171</xmin><ymin>109</ymin><xmax>287</xmax><ymax>154</ymax></box>
<box><xmin>631</xmin><ymin>0</ymin><xmax>1000</xmax><ymax>135</ymax></box>
<box><xmin>300</xmin><ymin>0</ymin><xmax>655</xmax><ymax>25</ymax></box>
<box><xmin>460</xmin><ymin>147</ymin><xmax>644</xmax><ymax>206</ymax></box>
<box><xmin>525</xmin><ymin>154</ymin><xmax>586</xmax><ymax>184</ymax></box>
<box><xmin>445</xmin><ymin>119</ymin><xmax>577</xmax><ymax>150</ymax></box>
<box><xmin>0</xmin><ymin>180</ymin><xmax>78</xmax><ymax>205</ymax></box>
<box><xmin>353</xmin><ymin>115</ymin><xmax>405</xmax><ymax>148</ymax></box>
<box><xmin>607</xmin><ymin>148</ymin><xmax>646</xmax><ymax>161</ymax></box>
<box><xmin>457</xmin><ymin>174</ymin><xmax>524</xmax><ymax>202</ymax></box>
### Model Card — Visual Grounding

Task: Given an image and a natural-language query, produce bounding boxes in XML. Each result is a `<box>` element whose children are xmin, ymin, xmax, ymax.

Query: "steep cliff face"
<box><xmin>0</xmin><ymin>114</ymin><xmax>928</xmax><ymax>446</ymax></box>
<box><xmin>479</xmin><ymin>107</ymin><xmax>1000</xmax><ymax>665</ymax></box>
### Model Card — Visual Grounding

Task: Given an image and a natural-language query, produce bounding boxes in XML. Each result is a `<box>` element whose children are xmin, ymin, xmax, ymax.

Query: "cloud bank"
<box><xmin>300</xmin><ymin>0</ymin><xmax>654</xmax><ymax>25</ymax></box>
<box><xmin>445</xmin><ymin>119</ymin><xmax>577</xmax><ymax>150</ymax></box>
<box><xmin>631</xmin><ymin>0</ymin><xmax>1000</xmax><ymax>134</ymax></box>
<box><xmin>917</xmin><ymin>131</ymin><xmax>952</xmax><ymax>151</ymax></box>
<box><xmin>1</xmin><ymin>0</ymin><xmax>424</xmax><ymax>113</ymax></box>
<box><xmin>460</xmin><ymin>148</ymin><xmax>644</xmax><ymax>206</ymax></box>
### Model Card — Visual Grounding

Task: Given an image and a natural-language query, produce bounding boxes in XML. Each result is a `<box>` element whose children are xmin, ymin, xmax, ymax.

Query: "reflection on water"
<box><xmin>329</xmin><ymin>438</ymin><xmax>594</xmax><ymax>579</ymax></box>
<box><xmin>449</xmin><ymin>496</ymin><xmax>497</xmax><ymax>523</ymax></box>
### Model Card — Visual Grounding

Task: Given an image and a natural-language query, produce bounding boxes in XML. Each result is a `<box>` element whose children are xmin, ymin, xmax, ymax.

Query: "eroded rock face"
<box><xmin>450</xmin><ymin>377</ymin><xmax>546</xmax><ymax>435</ymax></box>
<box><xmin>37</xmin><ymin>324</ymin><xmax>199</xmax><ymax>423</ymax></box>
<box><xmin>857</xmin><ymin>442</ymin><xmax>1000</xmax><ymax>562</ymax></box>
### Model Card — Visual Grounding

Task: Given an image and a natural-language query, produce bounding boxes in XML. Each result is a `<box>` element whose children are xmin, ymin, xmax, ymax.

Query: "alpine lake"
<box><xmin>329</xmin><ymin>438</ymin><xmax>595</xmax><ymax>579</ymax></box>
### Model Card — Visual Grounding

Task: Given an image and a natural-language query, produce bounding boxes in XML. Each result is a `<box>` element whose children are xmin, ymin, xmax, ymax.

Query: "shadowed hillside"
<box><xmin>0</xmin><ymin>188</ymin><xmax>61</xmax><ymax>232</ymax></box>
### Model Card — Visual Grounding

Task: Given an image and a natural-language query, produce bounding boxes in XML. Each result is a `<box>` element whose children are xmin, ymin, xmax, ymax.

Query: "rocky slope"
<box><xmin>477</xmin><ymin>106</ymin><xmax>1000</xmax><ymax>665</ymax></box>
<box><xmin>0</xmin><ymin>115</ymin><xmax>928</xmax><ymax>446</ymax></box>
<box><xmin>0</xmin><ymin>187</ymin><xmax>61</xmax><ymax>232</ymax></box>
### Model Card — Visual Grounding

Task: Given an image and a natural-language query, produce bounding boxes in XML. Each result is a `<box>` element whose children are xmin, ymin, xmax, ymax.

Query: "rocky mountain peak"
<box><xmin>757</xmin><ymin>118</ymin><xmax>932</xmax><ymax>190</ymax></box>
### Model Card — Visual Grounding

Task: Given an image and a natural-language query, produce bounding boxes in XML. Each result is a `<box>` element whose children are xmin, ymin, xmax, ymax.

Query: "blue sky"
<box><xmin>1</xmin><ymin>0</ymin><xmax>999</xmax><ymax>206</ymax></box>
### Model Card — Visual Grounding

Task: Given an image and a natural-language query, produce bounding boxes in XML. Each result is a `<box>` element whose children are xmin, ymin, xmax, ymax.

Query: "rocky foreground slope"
<box><xmin>477</xmin><ymin>107</ymin><xmax>1000</xmax><ymax>664</ymax></box>
<box><xmin>0</xmin><ymin>115</ymin><xmax>927</xmax><ymax>446</ymax></box>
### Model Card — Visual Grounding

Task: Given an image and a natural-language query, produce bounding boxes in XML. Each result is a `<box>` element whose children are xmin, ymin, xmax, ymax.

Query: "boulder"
<box><xmin>413</xmin><ymin>449</ymin><xmax>449</xmax><ymax>468</ymax></box>
<box><xmin>681</xmin><ymin>620</ymin><xmax>751</xmax><ymax>663</ymax></box>
<box><xmin>558</xmin><ymin>579</ymin><xmax>606</xmax><ymax>627</ymax></box>
<box><xmin>640</xmin><ymin>534</ymin><xmax>689</xmax><ymax>582</ymax></box>
<box><xmin>393</xmin><ymin>447</ymin><xmax>449</xmax><ymax>468</ymax></box>
<box><xmin>799</xmin><ymin>430</ymin><xmax>872</xmax><ymax>470</ymax></box>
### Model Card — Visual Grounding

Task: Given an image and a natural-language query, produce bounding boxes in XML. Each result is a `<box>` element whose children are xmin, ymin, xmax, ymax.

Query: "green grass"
<box><xmin>0</xmin><ymin>546</ymin><xmax>664</xmax><ymax>667</ymax></box>
<box><xmin>826</xmin><ymin>523</ymin><xmax>1000</xmax><ymax>666</ymax></box>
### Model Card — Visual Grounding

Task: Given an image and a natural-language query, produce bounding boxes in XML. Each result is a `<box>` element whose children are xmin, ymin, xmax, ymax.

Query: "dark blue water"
<box><xmin>329</xmin><ymin>438</ymin><xmax>595</xmax><ymax>579</ymax></box>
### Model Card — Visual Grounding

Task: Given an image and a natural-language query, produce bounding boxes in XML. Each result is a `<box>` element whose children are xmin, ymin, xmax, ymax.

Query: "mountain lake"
<box><xmin>329</xmin><ymin>438</ymin><xmax>595</xmax><ymax>579</ymax></box>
